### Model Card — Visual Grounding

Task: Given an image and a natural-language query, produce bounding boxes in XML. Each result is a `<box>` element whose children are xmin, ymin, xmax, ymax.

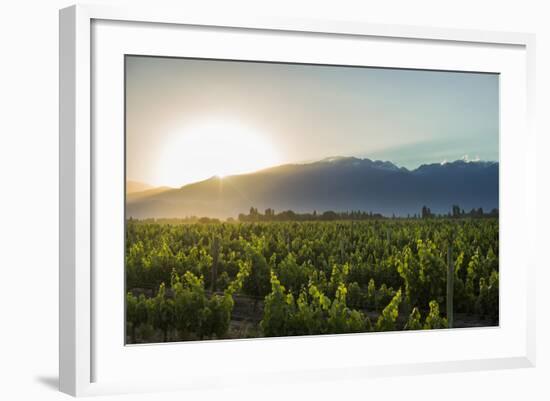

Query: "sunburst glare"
<box><xmin>155</xmin><ymin>120</ymin><xmax>281</xmax><ymax>187</ymax></box>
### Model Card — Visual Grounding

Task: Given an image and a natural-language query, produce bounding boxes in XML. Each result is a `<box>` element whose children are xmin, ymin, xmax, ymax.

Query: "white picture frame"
<box><xmin>59</xmin><ymin>4</ymin><xmax>536</xmax><ymax>397</ymax></box>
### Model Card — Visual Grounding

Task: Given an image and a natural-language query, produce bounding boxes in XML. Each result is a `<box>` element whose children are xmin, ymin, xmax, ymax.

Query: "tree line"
<box><xmin>239</xmin><ymin>205</ymin><xmax>499</xmax><ymax>222</ymax></box>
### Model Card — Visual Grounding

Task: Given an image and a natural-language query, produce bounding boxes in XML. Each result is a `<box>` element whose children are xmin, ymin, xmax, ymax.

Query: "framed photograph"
<box><xmin>59</xmin><ymin>4</ymin><xmax>536</xmax><ymax>396</ymax></box>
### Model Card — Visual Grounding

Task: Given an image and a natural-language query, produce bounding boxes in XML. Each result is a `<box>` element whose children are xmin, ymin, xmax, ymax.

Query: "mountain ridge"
<box><xmin>126</xmin><ymin>157</ymin><xmax>499</xmax><ymax>219</ymax></box>
<box><xmin>126</xmin><ymin>180</ymin><xmax>155</xmax><ymax>194</ymax></box>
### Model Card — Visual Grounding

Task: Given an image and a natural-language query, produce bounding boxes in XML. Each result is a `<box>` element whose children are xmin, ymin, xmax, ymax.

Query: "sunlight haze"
<box><xmin>126</xmin><ymin>56</ymin><xmax>499</xmax><ymax>188</ymax></box>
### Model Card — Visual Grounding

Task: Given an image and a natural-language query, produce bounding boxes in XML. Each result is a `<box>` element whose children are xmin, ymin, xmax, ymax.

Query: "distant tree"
<box><xmin>452</xmin><ymin>205</ymin><xmax>461</xmax><ymax>218</ymax></box>
<box><xmin>321</xmin><ymin>211</ymin><xmax>338</xmax><ymax>220</ymax></box>
<box><xmin>277</xmin><ymin>210</ymin><xmax>297</xmax><ymax>221</ymax></box>
<box><xmin>421</xmin><ymin>206</ymin><xmax>432</xmax><ymax>219</ymax></box>
<box><xmin>249</xmin><ymin>207</ymin><xmax>259</xmax><ymax>221</ymax></box>
<box><xmin>198</xmin><ymin>217</ymin><xmax>220</xmax><ymax>224</ymax></box>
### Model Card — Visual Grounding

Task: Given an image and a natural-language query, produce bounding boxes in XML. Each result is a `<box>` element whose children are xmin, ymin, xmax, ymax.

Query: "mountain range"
<box><xmin>126</xmin><ymin>157</ymin><xmax>499</xmax><ymax>219</ymax></box>
<box><xmin>126</xmin><ymin>180</ymin><xmax>154</xmax><ymax>194</ymax></box>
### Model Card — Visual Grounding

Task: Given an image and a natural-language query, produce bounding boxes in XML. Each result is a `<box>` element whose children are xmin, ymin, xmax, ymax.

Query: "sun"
<box><xmin>155</xmin><ymin>120</ymin><xmax>281</xmax><ymax>187</ymax></box>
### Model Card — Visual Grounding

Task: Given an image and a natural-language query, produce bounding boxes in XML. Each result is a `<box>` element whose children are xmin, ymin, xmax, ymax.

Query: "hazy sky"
<box><xmin>126</xmin><ymin>56</ymin><xmax>499</xmax><ymax>187</ymax></box>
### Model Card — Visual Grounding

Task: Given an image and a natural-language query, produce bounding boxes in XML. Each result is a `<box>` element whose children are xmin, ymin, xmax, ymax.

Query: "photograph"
<box><xmin>124</xmin><ymin>55</ymin><xmax>499</xmax><ymax>344</ymax></box>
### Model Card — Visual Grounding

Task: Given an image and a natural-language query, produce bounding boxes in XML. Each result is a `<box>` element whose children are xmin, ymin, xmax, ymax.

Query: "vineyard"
<box><xmin>125</xmin><ymin>218</ymin><xmax>499</xmax><ymax>343</ymax></box>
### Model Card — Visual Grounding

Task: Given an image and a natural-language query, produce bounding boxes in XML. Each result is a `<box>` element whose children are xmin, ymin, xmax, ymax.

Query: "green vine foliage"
<box><xmin>423</xmin><ymin>300</ymin><xmax>448</xmax><ymax>329</ymax></box>
<box><xmin>261</xmin><ymin>272</ymin><xmax>295</xmax><ymax>337</ymax></box>
<box><xmin>397</xmin><ymin>240</ymin><xmax>446</xmax><ymax>311</ymax></box>
<box><xmin>375</xmin><ymin>289</ymin><xmax>402</xmax><ymax>332</ymax></box>
<box><xmin>404</xmin><ymin>307</ymin><xmax>423</xmax><ymax>331</ymax></box>
<box><xmin>475</xmin><ymin>270</ymin><xmax>499</xmax><ymax>323</ymax></box>
<box><xmin>261</xmin><ymin>273</ymin><xmax>367</xmax><ymax>336</ymax></box>
<box><xmin>125</xmin><ymin>218</ymin><xmax>498</xmax><ymax>342</ymax></box>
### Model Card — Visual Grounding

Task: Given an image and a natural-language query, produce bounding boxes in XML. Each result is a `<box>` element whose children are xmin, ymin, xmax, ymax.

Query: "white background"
<box><xmin>0</xmin><ymin>0</ymin><xmax>547</xmax><ymax>400</ymax></box>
